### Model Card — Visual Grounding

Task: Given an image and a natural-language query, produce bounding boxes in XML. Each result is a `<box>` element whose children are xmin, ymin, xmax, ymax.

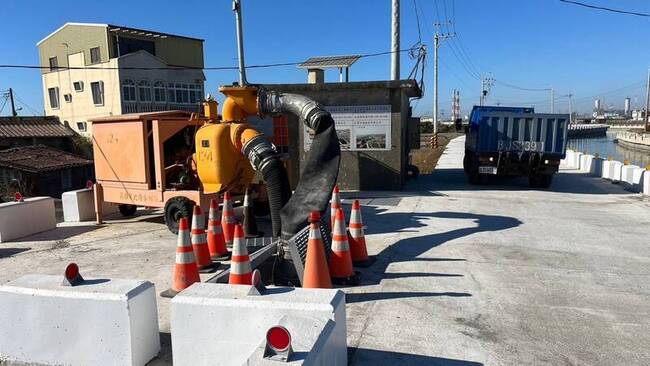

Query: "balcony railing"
<box><xmin>122</xmin><ymin>102</ymin><xmax>201</xmax><ymax>115</ymax></box>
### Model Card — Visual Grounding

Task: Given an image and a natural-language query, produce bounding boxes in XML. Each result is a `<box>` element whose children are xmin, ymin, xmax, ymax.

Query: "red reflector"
<box><xmin>266</xmin><ymin>326</ymin><xmax>291</xmax><ymax>352</ymax></box>
<box><xmin>14</xmin><ymin>192</ymin><xmax>23</xmax><ymax>202</ymax></box>
<box><xmin>86</xmin><ymin>180</ymin><xmax>94</xmax><ymax>189</ymax></box>
<box><xmin>308</xmin><ymin>211</ymin><xmax>320</xmax><ymax>223</ymax></box>
<box><xmin>65</xmin><ymin>263</ymin><xmax>79</xmax><ymax>280</ymax></box>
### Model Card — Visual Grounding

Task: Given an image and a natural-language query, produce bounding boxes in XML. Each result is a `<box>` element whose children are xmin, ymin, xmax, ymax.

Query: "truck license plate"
<box><xmin>479</xmin><ymin>166</ymin><xmax>497</xmax><ymax>175</ymax></box>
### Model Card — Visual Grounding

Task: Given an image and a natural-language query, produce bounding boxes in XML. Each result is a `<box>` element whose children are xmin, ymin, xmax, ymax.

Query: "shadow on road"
<box><xmin>346</xmin><ymin>291</ymin><xmax>472</xmax><ymax>303</ymax></box>
<box><xmin>9</xmin><ymin>226</ymin><xmax>100</xmax><ymax>243</ymax></box>
<box><xmin>349</xmin><ymin>348</ymin><xmax>483</xmax><ymax>366</ymax></box>
<box><xmin>408</xmin><ymin>168</ymin><xmax>629</xmax><ymax>195</ymax></box>
<box><xmin>351</xmin><ymin>211</ymin><xmax>521</xmax><ymax>296</ymax></box>
<box><xmin>0</xmin><ymin>247</ymin><xmax>30</xmax><ymax>258</ymax></box>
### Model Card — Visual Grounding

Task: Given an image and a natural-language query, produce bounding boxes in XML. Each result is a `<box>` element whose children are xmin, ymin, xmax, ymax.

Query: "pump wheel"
<box><xmin>118</xmin><ymin>204</ymin><xmax>137</xmax><ymax>217</ymax></box>
<box><xmin>164</xmin><ymin>197</ymin><xmax>195</xmax><ymax>234</ymax></box>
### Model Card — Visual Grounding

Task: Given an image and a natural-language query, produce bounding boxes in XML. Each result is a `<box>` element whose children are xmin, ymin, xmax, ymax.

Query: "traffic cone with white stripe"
<box><xmin>302</xmin><ymin>211</ymin><xmax>332</xmax><ymax>289</ymax></box>
<box><xmin>207</xmin><ymin>198</ymin><xmax>230</xmax><ymax>260</ymax></box>
<box><xmin>221</xmin><ymin>191</ymin><xmax>236</xmax><ymax>248</ymax></box>
<box><xmin>330</xmin><ymin>208</ymin><xmax>359</xmax><ymax>285</ymax></box>
<box><xmin>191</xmin><ymin>205</ymin><xmax>218</xmax><ymax>273</ymax></box>
<box><xmin>243</xmin><ymin>189</ymin><xmax>263</xmax><ymax>238</ymax></box>
<box><xmin>330</xmin><ymin>185</ymin><xmax>342</xmax><ymax>231</ymax></box>
<box><xmin>229</xmin><ymin>224</ymin><xmax>253</xmax><ymax>285</ymax></box>
<box><xmin>348</xmin><ymin>200</ymin><xmax>376</xmax><ymax>267</ymax></box>
<box><xmin>160</xmin><ymin>218</ymin><xmax>200</xmax><ymax>298</ymax></box>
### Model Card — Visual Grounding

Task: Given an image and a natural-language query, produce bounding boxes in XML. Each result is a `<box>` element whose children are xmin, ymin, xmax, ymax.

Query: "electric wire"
<box><xmin>0</xmin><ymin>47</ymin><xmax>419</xmax><ymax>72</ymax></box>
<box><xmin>559</xmin><ymin>0</ymin><xmax>650</xmax><ymax>17</ymax></box>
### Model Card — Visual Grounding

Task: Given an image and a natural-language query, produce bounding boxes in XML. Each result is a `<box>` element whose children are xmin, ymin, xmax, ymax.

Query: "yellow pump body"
<box><xmin>194</xmin><ymin>86</ymin><xmax>263</xmax><ymax>194</ymax></box>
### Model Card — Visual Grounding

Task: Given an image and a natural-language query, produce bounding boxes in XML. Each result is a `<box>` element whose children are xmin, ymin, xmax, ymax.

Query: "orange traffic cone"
<box><xmin>221</xmin><ymin>191</ymin><xmax>236</xmax><ymax>247</ymax></box>
<box><xmin>207</xmin><ymin>198</ymin><xmax>230</xmax><ymax>260</ymax></box>
<box><xmin>348</xmin><ymin>199</ymin><xmax>376</xmax><ymax>267</ymax></box>
<box><xmin>191</xmin><ymin>205</ymin><xmax>218</xmax><ymax>273</ymax></box>
<box><xmin>330</xmin><ymin>208</ymin><xmax>359</xmax><ymax>285</ymax></box>
<box><xmin>302</xmin><ymin>211</ymin><xmax>332</xmax><ymax>289</ymax></box>
<box><xmin>330</xmin><ymin>185</ymin><xmax>342</xmax><ymax>231</ymax></box>
<box><xmin>229</xmin><ymin>224</ymin><xmax>253</xmax><ymax>285</ymax></box>
<box><xmin>160</xmin><ymin>218</ymin><xmax>200</xmax><ymax>298</ymax></box>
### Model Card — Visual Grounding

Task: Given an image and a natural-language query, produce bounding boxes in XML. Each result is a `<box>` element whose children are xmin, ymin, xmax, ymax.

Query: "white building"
<box><xmin>37</xmin><ymin>23</ymin><xmax>205</xmax><ymax>136</ymax></box>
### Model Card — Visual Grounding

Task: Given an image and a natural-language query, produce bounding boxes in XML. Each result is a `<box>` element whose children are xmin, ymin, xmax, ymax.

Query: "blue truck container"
<box><xmin>463</xmin><ymin>106</ymin><xmax>569</xmax><ymax>188</ymax></box>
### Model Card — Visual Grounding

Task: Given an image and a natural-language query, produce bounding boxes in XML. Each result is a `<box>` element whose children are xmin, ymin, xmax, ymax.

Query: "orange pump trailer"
<box><xmin>90</xmin><ymin>110</ymin><xmax>220</xmax><ymax>227</ymax></box>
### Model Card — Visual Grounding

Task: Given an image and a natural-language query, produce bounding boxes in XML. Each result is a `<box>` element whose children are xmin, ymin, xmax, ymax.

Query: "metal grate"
<box><xmin>286</xmin><ymin>219</ymin><xmax>332</xmax><ymax>285</ymax></box>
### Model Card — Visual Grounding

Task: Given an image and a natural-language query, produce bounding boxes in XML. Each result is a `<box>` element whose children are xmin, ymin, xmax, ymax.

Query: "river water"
<box><xmin>567</xmin><ymin>131</ymin><xmax>650</xmax><ymax>168</ymax></box>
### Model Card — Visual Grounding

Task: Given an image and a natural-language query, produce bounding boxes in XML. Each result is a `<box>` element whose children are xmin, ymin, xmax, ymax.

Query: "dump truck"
<box><xmin>463</xmin><ymin>106</ymin><xmax>569</xmax><ymax>188</ymax></box>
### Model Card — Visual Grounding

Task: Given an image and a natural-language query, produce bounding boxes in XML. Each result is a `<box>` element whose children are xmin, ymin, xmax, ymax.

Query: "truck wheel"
<box><xmin>406</xmin><ymin>164</ymin><xmax>420</xmax><ymax>180</ymax></box>
<box><xmin>118</xmin><ymin>204</ymin><xmax>137</xmax><ymax>217</ymax></box>
<box><xmin>164</xmin><ymin>197</ymin><xmax>194</xmax><ymax>234</ymax></box>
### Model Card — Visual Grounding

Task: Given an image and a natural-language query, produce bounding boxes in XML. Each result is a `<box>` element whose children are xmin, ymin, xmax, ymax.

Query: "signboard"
<box><xmin>304</xmin><ymin>105</ymin><xmax>391</xmax><ymax>151</ymax></box>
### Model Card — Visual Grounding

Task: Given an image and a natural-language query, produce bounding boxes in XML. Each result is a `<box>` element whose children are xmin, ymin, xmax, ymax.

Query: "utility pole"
<box><xmin>391</xmin><ymin>0</ymin><xmax>400</xmax><ymax>80</ymax></box>
<box><xmin>479</xmin><ymin>76</ymin><xmax>494</xmax><ymax>106</ymax></box>
<box><xmin>644</xmin><ymin>69</ymin><xmax>650</xmax><ymax>132</ymax></box>
<box><xmin>550</xmin><ymin>87</ymin><xmax>555</xmax><ymax>113</ymax></box>
<box><xmin>233</xmin><ymin>0</ymin><xmax>247</xmax><ymax>86</ymax></box>
<box><xmin>566</xmin><ymin>93</ymin><xmax>573</xmax><ymax>123</ymax></box>
<box><xmin>433</xmin><ymin>21</ymin><xmax>454</xmax><ymax>144</ymax></box>
<box><xmin>8</xmin><ymin>88</ymin><xmax>17</xmax><ymax>117</ymax></box>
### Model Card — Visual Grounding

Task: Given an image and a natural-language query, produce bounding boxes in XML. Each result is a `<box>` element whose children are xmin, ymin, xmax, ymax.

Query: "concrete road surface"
<box><xmin>1</xmin><ymin>136</ymin><xmax>649</xmax><ymax>365</ymax></box>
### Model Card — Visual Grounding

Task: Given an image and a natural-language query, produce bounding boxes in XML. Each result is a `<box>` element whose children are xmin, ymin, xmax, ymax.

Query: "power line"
<box><xmin>559</xmin><ymin>0</ymin><xmax>650</xmax><ymax>17</ymax></box>
<box><xmin>13</xmin><ymin>93</ymin><xmax>41</xmax><ymax>115</ymax></box>
<box><xmin>494</xmin><ymin>80</ymin><xmax>551</xmax><ymax>92</ymax></box>
<box><xmin>0</xmin><ymin>48</ymin><xmax>419</xmax><ymax>72</ymax></box>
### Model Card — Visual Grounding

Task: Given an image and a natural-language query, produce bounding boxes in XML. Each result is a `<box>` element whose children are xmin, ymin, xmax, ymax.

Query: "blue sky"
<box><xmin>1</xmin><ymin>0</ymin><xmax>649</xmax><ymax>117</ymax></box>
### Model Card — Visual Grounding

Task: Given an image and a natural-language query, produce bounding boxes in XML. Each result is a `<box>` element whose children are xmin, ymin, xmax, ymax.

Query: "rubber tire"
<box><xmin>118</xmin><ymin>204</ymin><xmax>137</xmax><ymax>217</ymax></box>
<box><xmin>164</xmin><ymin>197</ymin><xmax>194</xmax><ymax>234</ymax></box>
<box><xmin>406</xmin><ymin>164</ymin><xmax>420</xmax><ymax>180</ymax></box>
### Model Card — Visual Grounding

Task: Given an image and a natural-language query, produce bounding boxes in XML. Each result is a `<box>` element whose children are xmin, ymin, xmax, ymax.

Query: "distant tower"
<box><xmin>594</xmin><ymin>99</ymin><xmax>601</xmax><ymax>114</ymax></box>
<box><xmin>624</xmin><ymin>97</ymin><xmax>631</xmax><ymax>117</ymax></box>
<box><xmin>451</xmin><ymin>90</ymin><xmax>460</xmax><ymax>121</ymax></box>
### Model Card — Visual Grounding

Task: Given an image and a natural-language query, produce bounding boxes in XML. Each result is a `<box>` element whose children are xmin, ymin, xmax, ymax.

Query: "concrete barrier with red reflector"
<box><xmin>0</xmin><ymin>270</ymin><xmax>160</xmax><ymax>365</ymax></box>
<box><xmin>171</xmin><ymin>283</ymin><xmax>346</xmax><ymax>366</ymax></box>
<box><xmin>0</xmin><ymin>196</ymin><xmax>56</xmax><ymax>242</ymax></box>
<box><xmin>62</xmin><ymin>187</ymin><xmax>118</xmax><ymax>222</ymax></box>
<box><xmin>263</xmin><ymin>325</ymin><xmax>293</xmax><ymax>361</ymax></box>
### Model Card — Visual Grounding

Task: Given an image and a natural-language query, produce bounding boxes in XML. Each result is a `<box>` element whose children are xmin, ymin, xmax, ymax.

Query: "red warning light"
<box><xmin>65</xmin><ymin>263</ymin><xmax>79</xmax><ymax>281</ymax></box>
<box><xmin>266</xmin><ymin>326</ymin><xmax>291</xmax><ymax>352</ymax></box>
<box><xmin>308</xmin><ymin>211</ymin><xmax>320</xmax><ymax>223</ymax></box>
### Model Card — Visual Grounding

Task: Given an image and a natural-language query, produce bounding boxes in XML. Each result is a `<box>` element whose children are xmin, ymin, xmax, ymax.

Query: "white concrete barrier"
<box><xmin>621</xmin><ymin>165</ymin><xmax>641</xmax><ymax>187</ymax></box>
<box><xmin>601</xmin><ymin>160</ymin><xmax>611</xmax><ymax>179</ymax></box>
<box><xmin>245</xmin><ymin>315</ymin><xmax>338</xmax><ymax>366</ymax></box>
<box><xmin>644</xmin><ymin>170</ymin><xmax>650</xmax><ymax>196</ymax></box>
<box><xmin>610</xmin><ymin>161</ymin><xmax>623</xmax><ymax>182</ymax></box>
<box><xmin>562</xmin><ymin>150</ymin><xmax>574</xmax><ymax>168</ymax></box>
<box><xmin>579</xmin><ymin>154</ymin><xmax>594</xmax><ymax>173</ymax></box>
<box><xmin>0</xmin><ymin>197</ymin><xmax>56</xmax><ymax>242</ymax></box>
<box><xmin>573</xmin><ymin>152</ymin><xmax>584</xmax><ymax>170</ymax></box>
<box><xmin>590</xmin><ymin>157</ymin><xmax>604</xmax><ymax>177</ymax></box>
<box><xmin>62</xmin><ymin>188</ymin><xmax>118</xmax><ymax>222</ymax></box>
<box><xmin>0</xmin><ymin>274</ymin><xmax>160</xmax><ymax>366</ymax></box>
<box><xmin>171</xmin><ymin>283</ymin><xmax>346</xmax><ymax>366</ymax></box>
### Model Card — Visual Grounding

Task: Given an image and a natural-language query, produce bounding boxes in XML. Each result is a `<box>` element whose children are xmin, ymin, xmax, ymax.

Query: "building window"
<box><xmin>122</xmin><ymin>79</ymin><xmax>136</xmax><ymax>102</ymax></box>
<box><xmin>49</xmin><ymin>56</ymin><xmax>58</xmax><ymax>71</ymax></box>
<box><xmin>168</xmin><ymin>83</ymin><xmax>202</xmax><ymax>105</ymax></box>
<box><xmin>64</xmin><ymin>93</ymin><xmax>72</xmax><ymax>103</ymax></box>
<box><xmin>138</xmin><ymin>80</ymin><xmax>152</xmax><ymax>102</ymax></box>
<box><xmin>189</xmin><ymin>84</ymin><xmax>203</xmax><ymax>104</ymax></box>
<box><xmin>153</xmin><ymin>81</ymin><xmax>166</xmax><ymax>103</ymax></box>
<box><xmin>90</xmin><ymin>81</ymin><xmax>104</xmax><ymax>106</ymax></box>
<box><xmin>48</xmin><ymin>87</ymin><xmax>60</xmax><ymax>109</ymax></box>
<box><xmin>76</xmin><ymin>121</ymin><xmax>87</xmax><ymax>132</ymax></box>
<box><xmin>90</xmin><ymin>47</ymin><xmax>101</xmax><ymax>64</ymax></box>
<box><xmin>73</xmin><ymin>81</ymin><xmax>84</xmax><ymax>92</ymax></box>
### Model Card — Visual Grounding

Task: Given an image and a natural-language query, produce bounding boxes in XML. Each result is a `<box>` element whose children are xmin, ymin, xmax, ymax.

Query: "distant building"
<box><xmin>37</xmin><ymin>23</ymin><xmax>205</xmax><ymax>136</ymax></box>
<box><xmin>0</xmin><ymin>145</ymin><xmax>93</xmax><ymax>197</ymax></box>
<box><xmin>0</xmin><ymin>116</ymin><xmax>76</xmax><ymax>151</ymax></box>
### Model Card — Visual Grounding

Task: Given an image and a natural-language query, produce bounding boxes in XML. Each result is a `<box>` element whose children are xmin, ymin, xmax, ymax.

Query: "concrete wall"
<box><xmin>0</xmin><ymin>274</ymin><xmax>159</xmax><ymax>365</ymax></box>
<box><xmin>171</xmin><ymin>283</ymin><xmax>347</xmax><ymax>366</ymax></box>
<box><xmin>62</xmin><ymin>188</ymin><xmax>118</xmax><ymax>222</ymax></box>
<box><xmin>0</xmin><ymin>197</ymin><xmax>56</xmax><ymax>242</ymax></box>
<box><xmin>262</xmin><ymin>80</ymin><xmax>421</xmax><ymax>190</ymax></box>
